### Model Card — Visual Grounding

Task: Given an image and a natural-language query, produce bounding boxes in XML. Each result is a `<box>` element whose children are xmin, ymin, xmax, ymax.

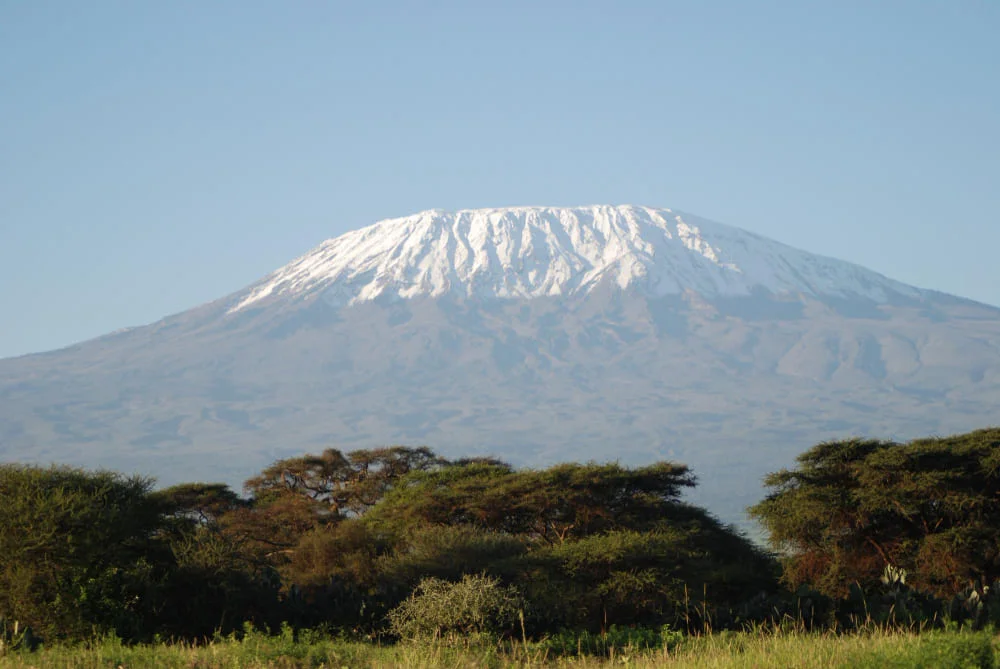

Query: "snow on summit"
<box><xmin>230</xmin><ymin>205</ymin><xmax>921</xmax><ymax>312</ymax></box>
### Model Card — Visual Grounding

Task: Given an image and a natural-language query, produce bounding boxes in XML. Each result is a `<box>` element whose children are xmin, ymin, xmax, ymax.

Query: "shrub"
<box><xmin>0</xmin><ymin>465</ymin><xmax>167</xmax><ymax>641</ymax></box>
<box><xmin>386</xmin><ymin>574</ymin><xmax>525</xmax><ymax>640</ymax></box>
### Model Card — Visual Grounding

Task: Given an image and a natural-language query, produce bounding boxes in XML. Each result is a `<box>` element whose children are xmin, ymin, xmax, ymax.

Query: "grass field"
<box><xmin>0</xmin><ymin>627</ymin><xmax>995</xmax><ymax>668</ymax></box>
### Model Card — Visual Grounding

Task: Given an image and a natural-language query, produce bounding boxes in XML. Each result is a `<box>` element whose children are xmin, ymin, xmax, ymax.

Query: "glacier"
<box><xmin>230</xmin><ymin>205</ymin><xmax>921</xmax><ymax>313</ymax></box>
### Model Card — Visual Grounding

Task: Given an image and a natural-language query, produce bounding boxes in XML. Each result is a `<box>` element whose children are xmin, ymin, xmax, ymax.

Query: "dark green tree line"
<box><xmin>0</xmin><ymin>446</ymin><xmax>776</xmax><ymax>642</ymax></box>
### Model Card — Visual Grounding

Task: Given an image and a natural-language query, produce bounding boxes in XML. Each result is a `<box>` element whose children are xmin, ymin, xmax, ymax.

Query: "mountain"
<box><xmin>2</xmin><ymin>205</ymin><xmax>999</xmax><ymax>525</ymax></box>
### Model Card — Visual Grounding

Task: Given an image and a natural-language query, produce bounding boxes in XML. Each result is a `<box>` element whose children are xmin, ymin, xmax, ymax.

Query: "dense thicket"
<box><xmin>11</xmin><ymin>428</ymin><xmax>1000</xmax><ymax>645</ymax></box>
<box><xmin>357</xmin><ymin>460</ymin><xmax>776</xmax><ymax>632</ymax></box>
<box><xmin>0</xmin><ymin>449</ymin><xmax>773</xmax><ymax>642</ymax></box>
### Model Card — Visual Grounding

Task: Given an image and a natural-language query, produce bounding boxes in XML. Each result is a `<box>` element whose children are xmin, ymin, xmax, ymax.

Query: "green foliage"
<box><xmin>151</xmin><ymin>482</ymin><xmax>246</xmax><ymax>529</ymax></box>
<box><xmin>0</xmin><ymin>443</ymin><xmax>787</xmax><ymax>643</ymax></box>
<box><xmin>14</xmin><ymin>428</ymin><xmax>1000</xmax><ymax>650</ymax></box>
<box><xmin>357</xmin><ymin>459</ymin><xmax>774</xmax><ymax>635</ymax></box>
<box><xmin>366</xmin><ymin>460</ymin><xmax>696</xmax><ymax>542</ymax></box>
<box><xmin>749</xmin><ymin>437</ymin><xmax>892</xmax><ymax>596</ymax></box>
<box><xmin>243</xmin><ymin>455</ymin><xmax>770</xmax><ymax>637</ymax></box>
<box><xmin>244</xmin><ymin>446</ymin><xmax>444</xmax><ymax>519</ymax></box>
<box><xmin>524</xmin><ymin>521</ymin><xmax>775</xmax><ymax>633</ymax></box>
<box><xmin>386</xmin><ymin>574</ymin><xmax>526</xmax><ymax>639</ymax></box>
<box><xmin>158</xmin><ymin>529</ymin><xmax>283</xmax><ymax>638</ymax></box>
<box><xmin>279</xmin><ymin>521</ymin><xmax>389</xmax><ymax>630</ymax></box>
<box><xmin>149</xmin><ymin>481</ymin><xmax>283</xmax><ymax>638</ymax></box>
<box><xmin>858</xmin><ymin>631</ymin><xmax>995</xmax><ymax>669</ymax></box>
<box><xmin>751</xmin><ymin>428</ymin><xmax>1000</xmax><ymax>628</ymax></box>
<box><xmin>375</xmin><ymin>524</ymin><xmax>528</xmax><ymax>589</ymax></box>
<box><xmin>0</xmin><ymin>464</ymin><xmax>168</xmax><ymax>641</ymax></box>
<box><xmin>536</xmin><ymin>624</ymin><xmax>683</xmax><ymax>657</ymax></box>
<box><xmin>222</xmin><ymin>446</ymin><xmax>446</xmax><ymax>573</ymax></box>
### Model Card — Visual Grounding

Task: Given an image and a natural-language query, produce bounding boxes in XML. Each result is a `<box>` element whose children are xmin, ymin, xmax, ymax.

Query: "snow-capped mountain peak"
<box><xmin>229</xmin><ymin>205</ymin><xmax>920</xmax><ymax>313</ymax></box>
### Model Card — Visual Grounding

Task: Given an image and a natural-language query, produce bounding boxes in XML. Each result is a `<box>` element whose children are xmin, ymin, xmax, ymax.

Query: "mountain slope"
<box><xmin>1</xmin><ymin>205</ymin><xmax>998</xmax><ymax>525</ymax></box>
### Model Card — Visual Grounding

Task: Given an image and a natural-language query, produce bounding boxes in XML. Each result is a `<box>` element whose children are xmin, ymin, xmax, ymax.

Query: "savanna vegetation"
<box><xmin>2</xmin><ymin>428</ymin><xmax>1000</xmax><ymax>667</ymax></box>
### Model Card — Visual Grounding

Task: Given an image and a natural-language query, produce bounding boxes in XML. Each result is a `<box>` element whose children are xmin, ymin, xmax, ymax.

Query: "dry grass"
<box><xmin>0</xmin><ymin>627</ymin><xmax>994</xmax><ymax>668</ymax></box>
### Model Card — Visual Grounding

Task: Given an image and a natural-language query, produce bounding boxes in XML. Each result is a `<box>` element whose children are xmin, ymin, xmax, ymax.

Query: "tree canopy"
<box><xmin>0</xmin><ymin>443</ymin><xmax>799</xmax><ymax>641</ymax></box>
<box><xmin>750</xmin><ymin>428</ymin><xmax>1000</xmax><ymax>599</ymax></box>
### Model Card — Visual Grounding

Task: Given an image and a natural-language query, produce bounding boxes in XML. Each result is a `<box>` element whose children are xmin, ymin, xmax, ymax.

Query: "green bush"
<box><xmin>0</xmin><ymin>465</ymin><xmax>168</xmax><ymax>641</ymax></box>
<box><xmin>859</xmin><ymin>631</ymin><xmax>995</xmax><ymax>669</ymax></box>
<box><xmin>386</xmin><ymin>574</ymin><xmax>525</xmax><ymax>640</ymax></box>
<box><xmin>522</xmin><ymin>525</ymin><xmax>774</xmax><ymax>633</ymax></box>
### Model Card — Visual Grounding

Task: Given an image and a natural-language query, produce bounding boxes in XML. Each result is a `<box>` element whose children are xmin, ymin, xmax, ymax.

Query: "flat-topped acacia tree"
<box><xmin>750</xmin><ymin>428</ymin><xmax>1000</xmax><ymax>600</ymax></box>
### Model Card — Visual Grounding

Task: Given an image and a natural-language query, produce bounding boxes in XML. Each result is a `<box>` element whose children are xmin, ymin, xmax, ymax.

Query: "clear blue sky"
<box><xmin>2</xmin><ymin>1</ymin><xmax>998</xmax><ymax>359</ymax></box>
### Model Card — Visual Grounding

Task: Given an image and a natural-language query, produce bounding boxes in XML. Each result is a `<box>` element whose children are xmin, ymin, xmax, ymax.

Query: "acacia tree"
<box><xmin>750</xmin><ymin>428</ymin><xmax>1000</xmax><ymax>600</ymax></box>
<box><xmin>364</xmin><ymin>460</ymin><xmax>698</xmax><ymax>543</ymax></box>
<box><xmin>217</xmin><ymin>446</ymin><xmax>445</xmax><ymax>569</ymax></box>
<box><xmin>152</xmin><ymin>482</ymin><xmax>246</xmax><ymax>530</ymax></box>
<box><xmin>748</xmin><ymin>438</ymin><xmax>893</xmax><ymax>597</ymax></box>
<box><xmin>150</xmin><ymin>482</ymin><xmax>283</xmax><ymax>637</ymax></box>
<box><xmin>856</xmin><ymin>430</ymin><xmax>1000</xmax><ymax>597</ymax></box>
<box><xmin>244</xmin><ymin>446</ymin><xmax>444</xmax><ymax>518</ymax></box>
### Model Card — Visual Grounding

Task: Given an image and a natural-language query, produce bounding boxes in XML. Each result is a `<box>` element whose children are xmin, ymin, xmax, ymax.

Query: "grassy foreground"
<box><xmin>0</xmin><ymin>628</ymin><xmax>996</xmax><ymax>669</ymax></box>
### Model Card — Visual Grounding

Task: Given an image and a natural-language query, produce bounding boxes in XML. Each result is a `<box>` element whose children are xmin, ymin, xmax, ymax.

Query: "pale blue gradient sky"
<box><xmin>2</xmin><ymin>1</ymin><xmax>998</xmax><ymax>359</ymax></box>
